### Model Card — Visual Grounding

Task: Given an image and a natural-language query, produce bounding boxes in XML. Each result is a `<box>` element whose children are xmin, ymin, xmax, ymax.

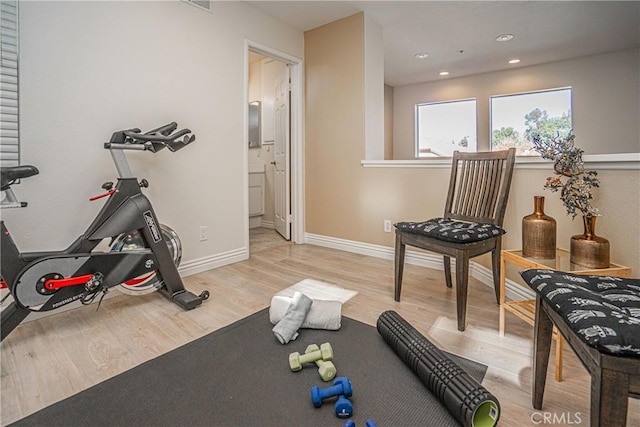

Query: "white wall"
<box><xmin>6</xmin><ymin>1</ymin><xmax>302</xmax><ymax>269</ymax></box>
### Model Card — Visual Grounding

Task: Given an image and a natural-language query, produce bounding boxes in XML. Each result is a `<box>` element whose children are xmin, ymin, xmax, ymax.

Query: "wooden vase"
<box><xmin>570</xmin><ymin>215</ymin><xmax>610</xmax><ymax>268</ymax></box>
<box><xmin>522</xmin><ymin>196</ymin><xmax>556</xmax><ymax>259</ymax></box>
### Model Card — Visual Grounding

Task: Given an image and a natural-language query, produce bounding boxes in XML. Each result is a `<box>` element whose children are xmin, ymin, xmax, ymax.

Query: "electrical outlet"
<box><xmin>199</xmin><ymin>226</ymin><xmax>208</xmax><ymax>241</ymax></box>
<box><xmin>384</xmin><ymin>220</ymin><xmax>392</xmax><ymax>233</ymax></box>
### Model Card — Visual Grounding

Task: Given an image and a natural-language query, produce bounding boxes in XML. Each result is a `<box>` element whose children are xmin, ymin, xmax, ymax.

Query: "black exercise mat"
<box><xmin>12</xmin><ymin>309</ymin><xmax>488</xmax><ymax>426</ymax></box>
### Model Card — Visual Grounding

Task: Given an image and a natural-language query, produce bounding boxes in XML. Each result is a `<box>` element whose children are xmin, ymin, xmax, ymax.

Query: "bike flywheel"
<box><xmin>110</xmin><ymin>224</ymin><xmax>182</xmax><ymax>295</ymax></box>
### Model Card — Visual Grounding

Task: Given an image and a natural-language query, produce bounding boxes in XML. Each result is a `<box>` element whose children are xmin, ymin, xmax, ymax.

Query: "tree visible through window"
<box><xmin>491</xmin><ymin>88</ymin><xmax>572</xmax><ymax>155</ymax></box>
<box><xmin>415</xmin><ymin>99</ymin><xmax>477</xmax><ymax>158</ymax></box>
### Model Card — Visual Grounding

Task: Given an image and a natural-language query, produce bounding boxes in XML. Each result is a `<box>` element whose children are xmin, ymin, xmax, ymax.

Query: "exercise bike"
<box><xmin>0</xmin><ymin>122</ymin><xmax>209</xmax><ymax>341</ymax></box>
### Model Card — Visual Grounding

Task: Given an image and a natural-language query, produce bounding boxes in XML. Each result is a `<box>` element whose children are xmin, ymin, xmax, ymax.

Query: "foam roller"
<box><xmin>376</xmin><ymin>310</ymin><xmax>500</xmax><ymax>427</ymax></box>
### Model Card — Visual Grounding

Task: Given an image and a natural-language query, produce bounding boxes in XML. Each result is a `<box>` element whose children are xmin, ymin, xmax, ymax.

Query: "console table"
<box><xmin>499</xmin><ymin>247</ymin><xmax>631</xmax><ymax>381</ymax></box>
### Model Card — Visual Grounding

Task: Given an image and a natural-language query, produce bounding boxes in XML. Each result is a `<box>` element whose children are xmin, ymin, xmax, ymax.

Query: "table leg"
<box><xmin>499</xmin><ymin>255</ymin><xmax>506</xmax><ymax>336</ymax></box>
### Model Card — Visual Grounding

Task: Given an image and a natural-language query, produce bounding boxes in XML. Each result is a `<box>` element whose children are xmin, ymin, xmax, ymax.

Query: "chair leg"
<box><xmin>454</xmin><ymin>253</ymin><xmax>469</xmax><ymax>331</ymax></box>
<box><xmin>591</xmin><ymin>368</ymin><xmax>630</xmax><ymax>427</ymax></box>
<box><xmin>443</xmin><ymin>256</ymin><xmax>453</xmax><ymax>288</ymax></box>
<box><xmin>491</xmin><ymin>245</ymin><xmax>501</xmax><ymax>304</ymax></box>
<box><xmin>532</xmin><ymin>297</ymin><xmax>553</xmax><ymax>410</ymax></box>
<box><xmin>394</xmin><ymin>232</ymin><xmax>406</xmax><ymax>302</ymax></box>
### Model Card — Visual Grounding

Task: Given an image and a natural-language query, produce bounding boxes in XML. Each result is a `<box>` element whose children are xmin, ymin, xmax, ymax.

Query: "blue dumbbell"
<box><xmin>335</xmin><ymin>395</ymin><xmax>353</xmax><ymax>418</ymax></box>
<box><xmin>311</xmin><ymin>376</ymin><xmax>353</xmax><ymax>408</ymax></box>
<box><xmin>343</xmin><ymin>420</ymin><xmax>377</xmax><ymax>427</ymax></box>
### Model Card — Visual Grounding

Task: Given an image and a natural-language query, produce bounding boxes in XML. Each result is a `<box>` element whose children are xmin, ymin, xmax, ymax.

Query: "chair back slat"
<box><xmin>482</xmin><ymin>159</ymin><xmax>502</xmax><ymax>218</ymax></box>
<box><xmin>454</xmin><ymin>158</ymin><xmax>473</xmax><ymax>215</ymax></box>
<box><xmin>468</xmin><ymin>160</ymin><xmax>485</xmax><ymax>216</ymax></box>
<box><xmin>445</xmin><ymin>148</ymin><xmax>516</xmax><ymax>226</ymax></box>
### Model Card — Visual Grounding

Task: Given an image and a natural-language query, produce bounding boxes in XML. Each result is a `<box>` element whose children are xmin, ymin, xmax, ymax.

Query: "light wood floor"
<box><xmin>1</xmin><ymin>227</ymin><xmax>638</xmax><ymax>426</ymax></box>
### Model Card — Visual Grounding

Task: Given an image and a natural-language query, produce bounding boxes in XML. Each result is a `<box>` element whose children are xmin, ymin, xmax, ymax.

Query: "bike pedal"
<box><xmin>172</xmin><ymin>291</ymin><xmax>203</xmax><ymax>310</ymax></box>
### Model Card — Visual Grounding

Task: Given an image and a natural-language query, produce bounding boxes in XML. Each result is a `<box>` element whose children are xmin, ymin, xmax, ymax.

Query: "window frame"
<box><xmin>414</xmin><ymin>97</ymin><xmax>478</xmax><ymax>158</ymax></box>
<box><xmin>490</xmin><ymin>86</ymin><xmax>573</xmax><ymax>155</ymax></box>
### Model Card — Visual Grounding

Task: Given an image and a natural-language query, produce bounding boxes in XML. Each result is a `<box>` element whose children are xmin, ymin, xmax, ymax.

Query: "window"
<box><xmin>1</xmin><ymin>0</ymin><xmax>19</xmax><ymax>167</ymax></box>
<box><xmin>491</xmin><ymin>87</ymin><xmax>572</xmax><ymax>155</ymax></box>
<box><xmin>415</xmin><ymin>99</ymin><xmax>477</xmax><ymax>158</ymax></box>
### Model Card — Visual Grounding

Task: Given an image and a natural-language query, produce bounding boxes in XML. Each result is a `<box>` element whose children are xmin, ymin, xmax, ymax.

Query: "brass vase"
<box><xmin>570</xmin><ymin>214</ymin><xmax>610</xmax><ymax>268</ymax></box>
<box><xmin>522</xmin><ymin>196</ymin><xmax>556</xmax><ymax>259</ymax></box>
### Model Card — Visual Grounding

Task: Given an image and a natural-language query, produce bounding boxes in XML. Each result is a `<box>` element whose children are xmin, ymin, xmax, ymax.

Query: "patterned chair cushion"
<box><xmin>520</xmin><ymin>269</ymin><xmax>640</xmax><ymax>357</ymax></box>
<box><xmin>394</xmin><ymin>218</ymin><xmax>506</xmax><ymax>243</ymax></box>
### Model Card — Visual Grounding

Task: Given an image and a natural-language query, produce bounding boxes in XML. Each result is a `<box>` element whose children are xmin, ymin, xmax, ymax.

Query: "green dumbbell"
<box><xmin>289</xmin><ymin>342</ymin><xmax>333</xmax><ymax>372</ymax></box>
<box><xmin>306</xmin><ymin>344</ymin><xmax>337</xmax><ymax>381</ymax></box>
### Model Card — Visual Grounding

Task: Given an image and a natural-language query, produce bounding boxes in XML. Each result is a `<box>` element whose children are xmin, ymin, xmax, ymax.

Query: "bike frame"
<box><xmin>1</xmin><ymin>127</ymin><xmax>204</xmax><ymax>341</ymax></box>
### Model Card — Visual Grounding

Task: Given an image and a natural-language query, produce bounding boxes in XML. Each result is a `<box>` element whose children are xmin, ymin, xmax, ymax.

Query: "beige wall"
<box><xmin>495</xmin><ymin>168</ymin><xmax>639</xmax><ymax>274</ymax></box>
<box><xmin>305</xmin><ymin>13</ymin><xmax>366</xmax><ymax>236</ymax></box>
<box><xmin>305</xmin><ymin>17</ymin><xmax>640</xmax><ymax>274</ymax></box>
<box><xmin>393</xmin><ymin>49</ymin><xmax>640</xmax><ymax>159</ymax></box>
<box><xmin>363</xmin><ymin>14</ymin><xmax>385</xmax><ymax>160</ymax></box>
<box><xmin>384</xmin><ymin>84</ymin><xmax>394</xmax><ymax>160</ymax></box>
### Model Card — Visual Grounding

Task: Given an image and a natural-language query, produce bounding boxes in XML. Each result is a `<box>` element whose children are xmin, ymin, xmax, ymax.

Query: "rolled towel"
<box><xmin>270</xmin><ymin>296</ymin><xmax>342</xmax><ymax>330</ymax></box>
<box><xmin>272</xmin><ymin>292</ymin><xmax>313</xmax><ymax>344</ymax></box>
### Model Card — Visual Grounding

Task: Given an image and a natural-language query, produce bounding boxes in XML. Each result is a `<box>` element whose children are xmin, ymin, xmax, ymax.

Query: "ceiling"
<box><xmin>245</xmin><ymin>1</ymin><xmax>640</xmax><ymax>87</ymax></box>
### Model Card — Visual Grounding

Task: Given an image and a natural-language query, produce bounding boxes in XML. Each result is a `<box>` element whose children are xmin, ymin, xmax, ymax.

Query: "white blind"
<box><xmin>1</xmin><ymin>0</ymin><xmax>19</xmax><ymax>167</ymax></box>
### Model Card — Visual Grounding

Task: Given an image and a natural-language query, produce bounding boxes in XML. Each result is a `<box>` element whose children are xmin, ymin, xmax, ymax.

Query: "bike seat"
<box><xmin>1</xmin><ymin>165</ymin><xmax>39</xmax><ymax>190</ymax></box>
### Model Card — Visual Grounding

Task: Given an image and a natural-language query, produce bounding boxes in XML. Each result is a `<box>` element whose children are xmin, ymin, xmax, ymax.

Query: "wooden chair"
<box><xmin>394</xmin><ymin>148</ymin><xmax>516</xmax><ymax>331</ymax></box>
<box><xmin>521</xmin><ymin>269</ymin><xmax>640</xmax><ymax>427</ymax></box>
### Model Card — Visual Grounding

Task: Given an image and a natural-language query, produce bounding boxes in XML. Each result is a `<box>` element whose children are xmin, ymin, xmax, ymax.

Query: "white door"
<box><xmin>274</xmin><ymin>66</ymin><xmax>290</xmax><ymax>240</ymax></box>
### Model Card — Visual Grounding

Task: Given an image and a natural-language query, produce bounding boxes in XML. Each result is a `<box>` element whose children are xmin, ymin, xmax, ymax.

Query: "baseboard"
<box><xmin>260</xmin><ymin>220</ymin><xmax>275</xmax><ymax>229</ymax></box>
<box><xmin>303</xmin><ymin>233</ymin><xmax>534</xmax><ymax>301</ymax></box>
<box><xmin>179</xmin><ymin>247</ymin><xmax>248</xmax><ymax>277</ymax></box>
<box><xmin>249</xmin><ymin>216</ymin><xmax>262</xmax><ymax>229</ymax></box>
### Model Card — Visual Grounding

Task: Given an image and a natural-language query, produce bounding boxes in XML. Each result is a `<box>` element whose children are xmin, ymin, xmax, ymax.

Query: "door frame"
<box><xmin>243</xmin><ymin>40</ymin><xmax>304</xmax><ymax>251</ymax></box>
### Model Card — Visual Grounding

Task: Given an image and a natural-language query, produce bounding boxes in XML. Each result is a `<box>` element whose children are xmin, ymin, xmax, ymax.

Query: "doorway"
<box><xmin>245</xmin><ymin>41</ymin><xmax>303</xmax><ymax>256</ymax></box>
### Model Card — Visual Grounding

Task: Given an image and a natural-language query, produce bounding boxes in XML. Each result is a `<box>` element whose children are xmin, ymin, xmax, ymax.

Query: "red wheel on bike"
<box><xmin>110</xmin><ymin>224</ymin><xmax>182</xmax><ymax>295</ymax></box>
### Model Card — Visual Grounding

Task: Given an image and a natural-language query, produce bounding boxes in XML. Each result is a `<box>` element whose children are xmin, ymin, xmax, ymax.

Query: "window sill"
<box><xmin>361</xmin><ymin>152</ymin><xmax>640</xmax><ymax>170</ymax></box>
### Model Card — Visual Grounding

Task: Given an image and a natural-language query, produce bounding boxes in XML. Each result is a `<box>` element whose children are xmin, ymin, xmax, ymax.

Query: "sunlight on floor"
<box><xmin>275</xmin><ymin>278</ymin><xmax>358</xmax><ymax>303</ymax></box>
<box><xmin>427</xmin><ymin>315</ymin><xmax>535</xmax><ymax>388</ymax></box>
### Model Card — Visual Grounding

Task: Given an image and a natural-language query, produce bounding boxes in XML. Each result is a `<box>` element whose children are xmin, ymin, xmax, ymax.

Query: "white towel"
<box><xmin>272</xmin><ymin>292</ymin><xmax>313</xmax><ymax>344</ymax></box>
<box><xmin>270</xmin><ymin>295</ymin><xmax>342</xmax><ymax>331</ymax></box>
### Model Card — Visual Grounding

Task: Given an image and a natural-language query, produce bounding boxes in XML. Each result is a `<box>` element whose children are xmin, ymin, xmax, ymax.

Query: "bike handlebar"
<box><xmin>105</xmin><ymin>123</ymin><xmax>196</xmax><ymax>153</ymax></box>
<box><xmin>146</xmin><ymin>122</ymin><xmax>178</xmax><ymax>136</ymax></box>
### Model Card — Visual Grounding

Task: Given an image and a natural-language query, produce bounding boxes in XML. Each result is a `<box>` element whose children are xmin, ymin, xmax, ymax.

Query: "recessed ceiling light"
<box><xmin>439</xmin><ymin>71</ymin><xmax>449</xmax><ymax>76</ymax></box>
<box><xmin>508</xmin><ymin>58</ymin><xmax>521</xmax><ymax>64</ymax></box>
<box><xmin>495</xmin><ymin>34</ymin><xmax>514</xmax><ymax>42</ymax></box>
<box><xmin>414</xmin><ymin>53</ymin><xmax>429</xmax><ymax>59</ymax></box>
